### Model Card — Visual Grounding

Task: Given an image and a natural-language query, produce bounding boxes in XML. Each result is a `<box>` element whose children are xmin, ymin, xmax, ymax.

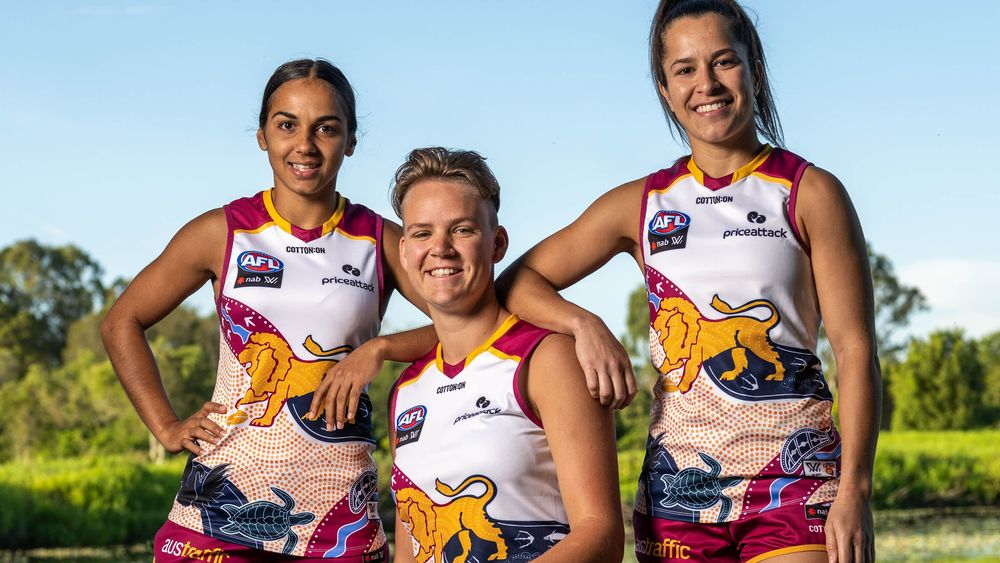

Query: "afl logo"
<box><xmin>648</xmin><ymin>210</ymin><xmax>690</xmax><ymax>236</ymax></box>
<box><xmin>397</xmin><ymin>406</ymin><xmax>427</xmax><ymax>431</ymax></box>
<box><xmin>237</xmin><ymin>251</ymin><xmax>284</xmax><ymax>273</ymax></box>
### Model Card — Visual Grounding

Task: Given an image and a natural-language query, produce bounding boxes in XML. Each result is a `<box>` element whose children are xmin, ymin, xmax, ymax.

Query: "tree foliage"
<box><xmin>890</xmin><ymin>330</ymin><xmax>986</xmax><ymax>430</ymax></box>
<box><xmin>0</xmin><ymin>240</ymin><xmax>104</xmax><ymax>378</ymax></box>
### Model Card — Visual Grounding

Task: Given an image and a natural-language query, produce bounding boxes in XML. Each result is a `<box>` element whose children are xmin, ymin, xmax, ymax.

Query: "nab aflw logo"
<box><xmin>647</xmin><ymin>210</ymin><xmax>691</xmax><ymax>255</ymax></box>
<box><xmin>234</xmin><ymin>250</ymin><xmax>284</xmax><ymax>289</ymax></box>
<box><xmin>396</xmin><ymin>405</ymin><xmax>427</xmax><ymax>448</ymax></box>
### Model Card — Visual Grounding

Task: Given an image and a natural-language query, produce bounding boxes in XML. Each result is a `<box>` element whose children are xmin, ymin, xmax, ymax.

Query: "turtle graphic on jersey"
<box><xmin>220</xmin><ymin>486</ymin><xmax>315</xmax><ymax>554</ymax></box>
<box><xmin>658</xmin><ymin>452</ymin><xmax>742</xmax><ymax>523</ymax></box>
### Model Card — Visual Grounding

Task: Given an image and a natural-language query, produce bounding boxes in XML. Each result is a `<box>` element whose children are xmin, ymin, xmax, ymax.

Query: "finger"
<box><xmin>597</xmin><ymin>369</ymin><xmax>613</xmax><ymax>406</ymax></box>
<box><xmin>309</xmin><ymin>377</ymin><xmax>333</xmax><ymax>419</ymax></box>
<box><xmin>201</xmin><ymin>401</ymin><xmax>227</xmax><ymax>414</ymax></box>
<box><xmin>199</xmin><ymin>417</ymin><xmax>225</xmax><ymax>437</ymax></box>
<box><xmin>583</xmin><ymin>367</ymin><xmax>600</xmax><ymax>399</ymax></box>
<box><xmin>610</xmin><ymin>365</ymin><xmax>626</xmax><ymax>409</ymax></box>
<box><xmin>838</xmin><ymin>530</ymin><xmax>851</xmax><ymax>563</ymax></box>
<box><xmin>347</xmin><ymin>386</ymin><xmax>361</xmax><ymax>424</ymax></box>
<box><xmin>853</xmin><ymin>534</ymin><xmax>864</xmax><ymax>563</ymax></box>
<box><xmin>335</xmin><ymin>383</ymin><xmax>351</xmax><ymax>430</ymax></box>
<box><xmin>622</xmin><ymin>364</ymin><xmax>639</xmax><ymax>408</ymax></box>
<box><xmin>193</xmin><ymin>427</ymin><xmax>221</xmax><ymax>446</ymax></box>
<box><xmin>827</xmin><ymin>530</ymin><xmax>838</xmax><ymax>563</ymax></box>
<box><xmin>181</xmin><ymin>437</ymin><xmax>203</xmax><ymax>456</ymax></box>
<box><xmin>325</xmin><ymin>379</ymin><xmax>340</xmax><ymax>431</ymax></box>
<box><xmin>868</xmin><ymin>539</ymin><xmax>876</xmax><ymax>563</ymax></box>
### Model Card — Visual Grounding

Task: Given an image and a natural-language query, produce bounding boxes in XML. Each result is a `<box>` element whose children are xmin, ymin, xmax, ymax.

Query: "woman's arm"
<box><xmin>100</xmin><ymin>208</ymin><xmax>229</xmax><ymax>455</ymax></box>
<box><xmin>526</xmin><ymin>333</ymin><xmax>624</xmax><ymax>563</ymax></box>
<box><xmin>309</xmin><ymin>219</ymin><xmax>439</xmax><ymax>429</ymax></box>
<box><xmin>796</xmin><ymin>166</ymin><xmax>880</xmax><ymax>563</ymax></box>
<box><xmin>497</xmin><ymin>178</ymin><xmax>646</xmax><ymax>408</ymax></box>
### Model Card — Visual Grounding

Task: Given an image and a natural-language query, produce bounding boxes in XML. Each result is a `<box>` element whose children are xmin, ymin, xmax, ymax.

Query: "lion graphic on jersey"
<box><xmin>229</xmin><ymin>333</ymin><xmax>351</xmax><ymax>427</ymax></box>
<box><xmin>653</xmin><ymin>294</ymin><xmax>784</xmax><ymax>393</ymax></box>
<box><xmin>396</xmin><ymin>475</ymin><xmax>507</xmax><ymax>563</ymax></box>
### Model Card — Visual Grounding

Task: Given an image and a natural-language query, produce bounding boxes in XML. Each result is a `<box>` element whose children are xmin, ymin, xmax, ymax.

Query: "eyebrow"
<box><xmin>669</xmin><ymin>48</ymin><xmax>740</xmax><ymax>68</ymax></box>
<box><xmin>270</xmin><ymin>111</ymin><xmax>343</xmax><ymax>123</ymax></box>
<box><xmin>405</xmin><ymin>217</ymin><xmax>479</xmax><ymax>230</ymax></box>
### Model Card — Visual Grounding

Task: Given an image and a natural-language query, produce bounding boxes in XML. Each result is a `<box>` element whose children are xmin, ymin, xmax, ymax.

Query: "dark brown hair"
<box><xmin>650</xmin><ymin>0</ymin><xmax>783</xmax><ymax>147</ymax></box>
<box><xmin>391</xmin><ymin>147</ymin><xmax>501</xmax><ymax>220</ymax></box>
<box><xmin>258</xmin><ymin>59</ymin><xmax>358</xmax><ymax>138</ymax></box>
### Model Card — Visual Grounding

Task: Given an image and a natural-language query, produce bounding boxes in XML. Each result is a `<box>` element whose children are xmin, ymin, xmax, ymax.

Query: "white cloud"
<box><xmin>897</xmin><ymin>259</ymin><xmax>1000</xmax><ymax>339</ymax></box>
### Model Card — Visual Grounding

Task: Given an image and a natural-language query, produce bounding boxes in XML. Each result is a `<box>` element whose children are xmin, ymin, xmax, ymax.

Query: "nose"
<box><xmin>696</xmin><ymin>66</ymin><xmax>721</xmax><ymax>95</ymax></box>
<box><xmin>429</xmin><ymin>233</ymin><xmax>456</xmax><ymax>258</ymax></box>
<box><xmin>294</xmin><ymin>128</ymin><xmax>318</xmax><ymax>154</ymax></box>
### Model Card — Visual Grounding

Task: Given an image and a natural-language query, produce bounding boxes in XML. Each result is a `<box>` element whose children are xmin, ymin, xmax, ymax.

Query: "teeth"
<box><xmin>696</xmin><ymin>101</ymin><xmax>728</xmax><ymax>113</ymax></box>
<box><xmin>291</xmin><ymin>163</ymin><xmax>318</xmax><ymax>170</ymax></box>
<box><xmin>430</xmin><ymin>268</ymin><xmax>458</xmax><ymax>277</ymax></box>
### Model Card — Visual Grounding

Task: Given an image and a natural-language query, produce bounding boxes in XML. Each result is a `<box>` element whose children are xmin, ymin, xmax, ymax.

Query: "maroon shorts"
<box><xmin>633</xmin><ymin>503</ymin><xmax>830</xmax><ymax>562</ymax></box>
<box><xmin>153</xmin><ymin>520</ymin><xmax>389</xmax><ymax>563</ymax></box>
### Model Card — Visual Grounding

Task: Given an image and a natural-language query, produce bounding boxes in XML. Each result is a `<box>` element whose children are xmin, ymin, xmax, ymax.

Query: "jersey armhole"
<box><xmin>786</xmin><ymin>160</ymin><xmax>812</xmax><ymax>253</ymax></box>
<box><xmin>375</xmin><ymin>214</ymin><xmax>387</xmax><ymax>318</ymax></box>
<box><xmin>638</xmin><ymin>173</ymin><xmax>655</xmax><ymax>273</ymax></box>
<box><xmin>512</xmin><ymin>330</ymin><xmax>555</xmax><ymax>429</ymax></box>
<box><xmin>215</xmin><ymin>203</ymin><xmax>235</xmax><ymax>309</ymax></box>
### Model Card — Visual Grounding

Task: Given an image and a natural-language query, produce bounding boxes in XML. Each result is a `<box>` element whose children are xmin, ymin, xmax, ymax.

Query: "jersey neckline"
<box><xmin>436</xmin><ymin>314</ymin><xmax>520</xmax><ymax>378</ymax></box>
<box><xmin>262</xmin><ymin>188</ymin><xmax>346</xmax><ymax>242</ymax></box>
<box><xmin>686</xmin><ymin>144</ymin><xmax>773</xmax><ymax>190</ymax></box>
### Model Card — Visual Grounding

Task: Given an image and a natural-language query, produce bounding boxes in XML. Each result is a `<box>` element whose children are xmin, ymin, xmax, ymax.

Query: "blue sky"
<box><xmin>3</xmin><ymin>1</ymin><xmax>998</xmax><ymax>342</ymax></box>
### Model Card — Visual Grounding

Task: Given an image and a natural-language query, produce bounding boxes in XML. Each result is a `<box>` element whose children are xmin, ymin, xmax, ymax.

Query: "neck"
<box><xmin>688</xmin><ymin>129</ymin><xmax>764</xmax><ymax>178</ymax></box>
<box><xmin>271</xmin><ymin>185</ymin><xmax>339</xmax><ymax>230</ymax></box>
<box><xmin>431</xmin><ymin>293</ymin><xmax>509</xmax><ymax>365</ymax></box>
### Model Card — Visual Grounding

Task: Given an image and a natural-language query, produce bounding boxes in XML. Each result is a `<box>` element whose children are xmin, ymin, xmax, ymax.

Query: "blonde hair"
<box><xmin>390</xmin><ymin>147</ymin><xmax>501</xmax><ymax>219</ymax></box>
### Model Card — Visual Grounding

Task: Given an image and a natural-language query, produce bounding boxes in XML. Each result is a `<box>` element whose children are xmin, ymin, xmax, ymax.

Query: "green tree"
<box><xmin>976</xmin><ymin>331</ymin><xmax>1000</xmax><ymax>426</ymax></box>
<box><xmin>868</xmin><ymin>242</ymin><xmax>928</xmax><ymax>360</ymax></box>
<box><xmin>0</xmin><ymin>240</ymin><xmax>104</xmax><ymax>379</ymax></box>
<box><xmin>890</xmin><ymin>329</ymin><xmax>985</xmax><ymax>430</ymax></box>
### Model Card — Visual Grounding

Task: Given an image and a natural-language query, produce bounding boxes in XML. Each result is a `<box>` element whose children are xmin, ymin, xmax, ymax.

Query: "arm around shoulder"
<box><xmin>526</xmin><ymin>333</ymin><xmax>624</xmax><ymax>563</ymax></box>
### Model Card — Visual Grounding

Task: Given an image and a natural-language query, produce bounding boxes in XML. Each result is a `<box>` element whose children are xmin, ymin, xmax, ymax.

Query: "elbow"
<box><xmin>573</xmin><ymin>514</ymin><xmax>625</xmax><ymax>562</ymax></box>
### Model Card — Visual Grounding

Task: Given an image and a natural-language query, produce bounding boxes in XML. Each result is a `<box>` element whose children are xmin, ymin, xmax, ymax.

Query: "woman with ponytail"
<box><xmin>499</xmin><ymin>1</ymin><xmax>879</xmax><ymax>561</ymax></box>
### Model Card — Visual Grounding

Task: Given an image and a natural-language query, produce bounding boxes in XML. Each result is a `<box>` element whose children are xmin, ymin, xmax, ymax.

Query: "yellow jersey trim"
<box><xmin>486</xmin><ymin>347</ymin><xmax>521</xmax><ymax>363</ymax></box>
<box><xmin>750</xmin><ymin>170</ymin><xmax>793</xmax><ymax>190</ymax></box>
<box><xmin>334</xmin><ymin>227</ymin><xmax>377</xmax><ymax>245</ymax></box>
<box><xmin>262</xmin><ymin>189</ymin><xmax>346</xmax><ymax>236</ymax></box>
<box><xmin>746</xmin><ymin>544</ymin><xmax>827</xmax><ymax>563</ymax></box>
<box><xmin>648</xmin><ymin>172</ymin><xmax>693</xmax><ymax>196</ymax></box>
<box><xmin>686</xmin><ymin>144</ymin><xmax>773</xmax><ymax>186</ymax></box>
<box><xmin>233</xmin><ymin>222</ymin><xmax>276</xmax><ymax>236</ymax></box>
<box><xmin>435</xmin><ymin>314</ymin><xmax>520</xmax><ymax>372</ymax></box>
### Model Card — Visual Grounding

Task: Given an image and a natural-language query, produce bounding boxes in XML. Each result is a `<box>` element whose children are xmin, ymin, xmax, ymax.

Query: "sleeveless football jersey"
<box><xmin>167</xmin><ymin>189</ymin><xmax>389</xmax><ymax>560</ymax></box>
<box><xmin>389</xmin><ymin>316</ymin><xmax>570</xmax><ymax>563</ymax></box>
<box><xmin>634</xmin><ymin>145</ymin><xmax>841</xmax><ymax>525</ymax></box>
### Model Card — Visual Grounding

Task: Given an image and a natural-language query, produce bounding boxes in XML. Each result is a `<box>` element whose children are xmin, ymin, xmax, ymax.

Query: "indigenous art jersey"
<box><xmin>635</xmin><ymin>145</ymin><xmax>841</xmax><ymax>525</ymax></box>
<box><xmin>167</xmin><ymin>189</ymin><xmax>389</xmax><ymax>560</ymax></box>
<box><xmin>389</xmin><ymin>316</ymin><xmax>570</xmax><ymax>563</ymax></box>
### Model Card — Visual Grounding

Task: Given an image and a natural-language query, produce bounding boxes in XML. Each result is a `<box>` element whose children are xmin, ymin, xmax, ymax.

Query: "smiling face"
<box><xmin>256</xmin><ymin>77</ymin><xmax>356</xmax><ymax>199</ymax></box>
<box><xmin>399</xmin><ymin>179</ymin><xmax>507</xmax><ymax>316</ymax></box>
<box><xmin>659</xmin><ymin>13</ymin><xmax>759</xmax><ymax>151</ymax></box>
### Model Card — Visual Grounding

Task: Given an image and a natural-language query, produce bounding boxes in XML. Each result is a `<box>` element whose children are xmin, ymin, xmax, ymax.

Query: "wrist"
<box><xmin>837</xmin><ymin>478</ymin><xmax>873</xmax><ymax>500</ymax></box>
<box><xmin>567</xmin><ymin>309</ymin><xmax>603</xmax><ymax>337</ymax></box>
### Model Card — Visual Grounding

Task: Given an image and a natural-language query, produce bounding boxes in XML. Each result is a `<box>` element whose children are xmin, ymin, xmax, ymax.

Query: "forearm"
<box><xmin>497</xmin><ymin>259</ymin><xmax>600</xmax><ymax>337</ymax></box>
<box><xmin>368</xmin><ymin>325</ymin><xmax>437</xmax><ymax>363</ymax></box>
<box><xmin>534</xmin><ymin>516</ymin><xmax>624</xmax><ymax>563</ymax></box>
<box><xmin>101</xmin><ymin>314</ymin><xmax>180</xmax><ymax>441</ymax></box>
<box><xmin>833</xmin><ymin>344</ymin><xmax>882</xmax><ymax>496</ymax></box>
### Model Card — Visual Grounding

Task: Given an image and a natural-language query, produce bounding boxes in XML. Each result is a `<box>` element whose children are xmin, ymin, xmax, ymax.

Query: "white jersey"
<box><xmin>635</xmin><ymin>145</ymin><xmax>841</xmax><ymax>524</ymax></box>
<box><xmin>390</xmin><ymin>316</ymin><xmax>569</xmax><ymax>562</ymax></box>
<box><xmin>167</xmin><ymin>189</ymin><xmax>389</xmax><ymax>560</ymax></box>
